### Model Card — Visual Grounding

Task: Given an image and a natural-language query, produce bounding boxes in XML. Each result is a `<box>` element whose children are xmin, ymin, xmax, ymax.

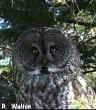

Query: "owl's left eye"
<box><xmin>31</xmin><ymin>47</ymin><xmax>39</xmax><ymax>55</ymax></box>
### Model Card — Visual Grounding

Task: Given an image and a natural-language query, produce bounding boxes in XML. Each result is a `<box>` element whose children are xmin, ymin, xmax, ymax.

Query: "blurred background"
<box><xmin>0</xmin><ymin>0</ymin><xmax>96</xmax><ymax>108</ymax></box>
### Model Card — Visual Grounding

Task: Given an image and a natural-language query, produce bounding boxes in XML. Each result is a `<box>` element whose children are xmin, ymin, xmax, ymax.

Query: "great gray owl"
<box><xmin>12</xmin><ymin>27</ymin><xmax>96</xmax><ymax>109</ymax></box>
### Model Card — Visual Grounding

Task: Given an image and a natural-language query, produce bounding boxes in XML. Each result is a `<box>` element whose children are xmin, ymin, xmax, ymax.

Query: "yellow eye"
<box><xmin>50</xmin><ymin>46</ymin><xmax>56</xmax><ymax>53</ymax></box>
<box><xmin>32</xmin><ymin>47</ymin><xmax>39</xmax><ymax>55</ymax></box>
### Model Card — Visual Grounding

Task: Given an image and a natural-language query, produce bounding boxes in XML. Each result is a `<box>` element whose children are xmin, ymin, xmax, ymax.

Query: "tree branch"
<box><xmin>59</xmin><ymin>19</ymin><xmax>96</xmax><ymax>27</ymax></box>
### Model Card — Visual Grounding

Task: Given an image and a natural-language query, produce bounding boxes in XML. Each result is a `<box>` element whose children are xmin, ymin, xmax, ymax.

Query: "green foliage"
<box><xmin>84</xmin><ymin>73</ymin><xmax>96</xmax><ymax>89</ymax></box>
<box><xmin>0</xmin><ymin>66</ymin><xmax>10</xmax><ymax>75</ymax></box>
<box><xmin>0</xmin><ymin>46</ymin><xmax>16</xmax><ymax>104</ymax></box>
<box><xmin>71</xmin><ymin>96</ymin><xmax>96</xmax><ymax>109</ymax></box>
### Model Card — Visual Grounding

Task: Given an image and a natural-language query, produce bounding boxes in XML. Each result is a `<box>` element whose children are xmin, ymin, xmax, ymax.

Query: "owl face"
<box><xmin>13</xmin><ymin>28</ymin><xmax>82</xmax><ymax>108</ymax></box>
<box><xmin>15</xmin><ymin>28</ymin><xmax>79</xmax><ymax>75</ymax></box>
<box><xmin>13</xmin><ymin>28</ymin><xmax>96</xmax><ymax>109</ymax></box>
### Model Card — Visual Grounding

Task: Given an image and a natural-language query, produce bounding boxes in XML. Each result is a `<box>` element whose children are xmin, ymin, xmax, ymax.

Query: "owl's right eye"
<box><xmin>31</xmin><ymin>47</ymin><xmax>39</xmax><ymax>55</ymax></box>
<box><xmin>50</xmin><ymin>45</ymin><xmax>57</xmax><ymax>54</ymax></box>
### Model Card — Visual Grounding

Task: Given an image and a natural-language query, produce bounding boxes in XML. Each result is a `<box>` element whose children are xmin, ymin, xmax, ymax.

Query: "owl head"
<box><xmin>13</xmin><ymin>27</ymin><xmax>80</xmax><ymax>78</ymax></box>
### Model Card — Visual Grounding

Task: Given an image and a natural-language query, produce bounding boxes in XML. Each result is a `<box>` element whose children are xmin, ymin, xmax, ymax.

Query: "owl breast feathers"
<box><xmin>12</xmin><ymin>27</ymin><xmax>96</xmax><ymax>109</ymax></box>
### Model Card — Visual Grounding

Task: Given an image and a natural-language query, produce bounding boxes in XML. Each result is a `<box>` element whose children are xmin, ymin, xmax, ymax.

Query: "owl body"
<box><xmin>12</xmin><ymin>27</ymin><xmax>96</xmax><ymax>109</ymax></box>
